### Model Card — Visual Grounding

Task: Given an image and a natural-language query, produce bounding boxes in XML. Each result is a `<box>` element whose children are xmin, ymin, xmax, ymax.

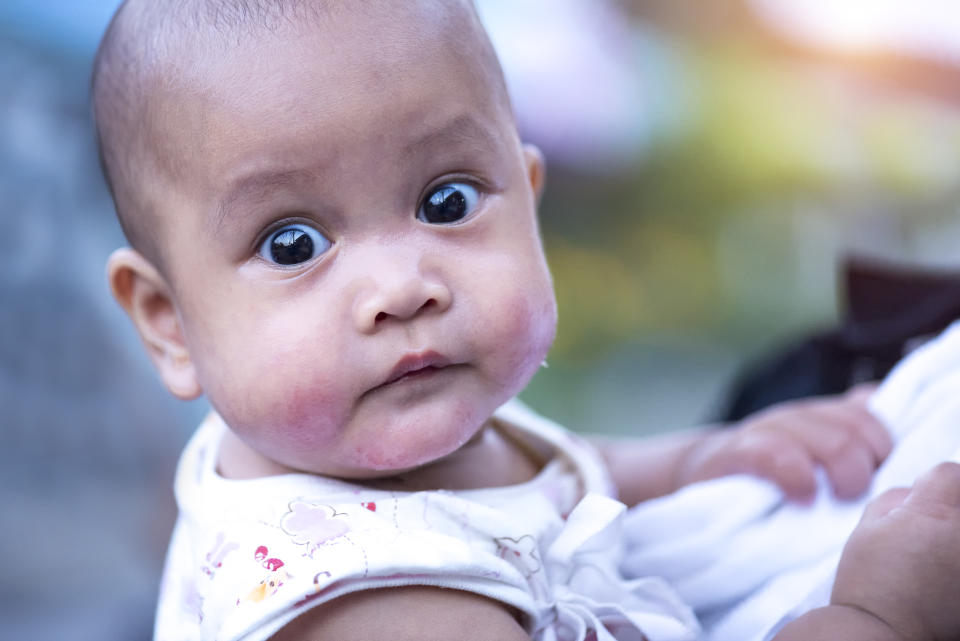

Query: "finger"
<box><xmin>906</xmin><ymin>462</ymin><xmax>960</xmax><ymax>509</ymax></box>
<box><xmin>844</xmin><ymin>382</ymin><xmax>879</xmax><ymax>401</ymax></box>
<box><xmin>734</xmin><ymin>398</ymin><xmax>885</xmax><ymax>500</ymax></box>
<box><xmin>820</xmin><ymin>444</ymin><xmax>875</xmax><ymax>500</ymax></box>
<box><xmin>860</xmin><ymin>487</ymin><xmax>910</xmax><ymax>522</ymax></box>
<box><xmin>854</xmin><ymin>408</ymin><xmax>893</xmax><ymax>466</ymax></box>
<box><xmin>737</xmin><ymin>433</ymin><xmax>818</xmax><ymax>502</ymax></box>
<box><xmin>772</xmin><ymin>403</ymin><xmax>856</xmax><ymax>459</ymax></box>
<box><xmin>768</xmin><ymin>413</ymin><xmax>875</xmax><ymax>499</ymax></box>
<box><xmin>784</xmin><ymin>402</ymin><xmax>889</xmax><ymax>487</ymax></box>
<box><xmin>808</xmin><ymin>398</ymin><xmax>891</xmax><ymax>466</ymax></box>
<box><xmin>836</xmin><ymin>389</ymin><xmax>894</xmax><ymax>464</ymax></box>
<box><xmin>738</xmin><ymin>405</ymin><xmax>848</xmax><ymax>497</ymax></box>
<box><xmin>768</xmin><ymin>446</ymin><xmax>818</xmax><ymax>503</ymax></box>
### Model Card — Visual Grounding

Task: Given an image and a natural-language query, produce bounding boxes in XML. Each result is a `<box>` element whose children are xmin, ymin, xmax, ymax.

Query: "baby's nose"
<box><xmin>352</xmin><ymin>255</ymin><xmax>452</xmax><ymax>333</ymax></box>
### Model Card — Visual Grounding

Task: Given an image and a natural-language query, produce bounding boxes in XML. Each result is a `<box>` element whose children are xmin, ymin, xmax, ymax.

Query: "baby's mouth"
<box><xmin>378</xmin><ymin>351</ymin><xmax>452</xmax><ymax>388</ymax></box>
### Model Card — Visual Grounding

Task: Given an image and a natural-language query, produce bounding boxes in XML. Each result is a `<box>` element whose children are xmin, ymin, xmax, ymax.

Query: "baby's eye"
<box><xmin>259</xmin><ymin>223</ymin><xmax>331</xmax><ymax>266</ymax></box>
<box><xmin>417</xmin><ymin>182</ymin><xmax>479</xmax><ymax>224</ymax></box>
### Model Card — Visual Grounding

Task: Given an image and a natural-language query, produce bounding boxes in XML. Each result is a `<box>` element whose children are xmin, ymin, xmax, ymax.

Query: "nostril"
<box><xmin>371</xmin><ymin>296</ymin><xmax>442</xmax><ymax>326</ymax></box>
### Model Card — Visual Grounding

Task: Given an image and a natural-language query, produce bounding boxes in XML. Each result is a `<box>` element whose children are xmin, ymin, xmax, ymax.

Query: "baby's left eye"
<box><xmin>417</xmin><ymin>182</ymin><xmax>479</xmax><ymax>224</ymax></box>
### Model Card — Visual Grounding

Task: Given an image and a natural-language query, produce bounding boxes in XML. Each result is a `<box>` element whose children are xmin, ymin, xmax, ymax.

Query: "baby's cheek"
<box><xmin>221</xmin><ymin>368</ymin><xmax>351</xmax><ymax>469</ymax></box>
<box><xmin>494</xmin><ymin>288</ymin><xmax>557</xmax><ymax>386</ymax></box>
<box><xmin>250</xmin><ymin>329</ymin><xmax>349</xmax><ymax>440</ymax></box>
<box><xmin>270</xmin><ymin>381</ymin><xmax>343</xmax><ymax>446</ymax></box>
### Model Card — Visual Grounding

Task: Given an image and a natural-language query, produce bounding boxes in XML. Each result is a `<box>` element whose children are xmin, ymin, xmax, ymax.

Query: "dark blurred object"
<box><xmin>719</xmin><ymin>255</ymin><xmax>960</xmax><ymax>421</ymax></box>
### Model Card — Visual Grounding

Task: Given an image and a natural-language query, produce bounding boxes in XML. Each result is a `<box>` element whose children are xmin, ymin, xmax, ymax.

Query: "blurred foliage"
<box><xmin>538</xmin><ymin>34</ymin><xmax>960</xmax><ymax>367</ymax></box>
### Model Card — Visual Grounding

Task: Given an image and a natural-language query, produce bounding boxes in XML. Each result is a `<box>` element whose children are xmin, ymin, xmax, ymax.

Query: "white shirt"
<box><xmin>154</xmin><ymin>400</ymin><xmax>699</xmax><ymax>641</ymax></box>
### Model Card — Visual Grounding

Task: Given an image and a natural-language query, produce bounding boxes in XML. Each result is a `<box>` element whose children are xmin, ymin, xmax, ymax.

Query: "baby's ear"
<box><xmin>522</xmin><ymin>143</ymin><xmax>546</xmax><ymax>205</ymax></box>
<box><xmin>107</xmin><ymin>248</ymin><xmax>202</xmax><ymax>400</ymax></box>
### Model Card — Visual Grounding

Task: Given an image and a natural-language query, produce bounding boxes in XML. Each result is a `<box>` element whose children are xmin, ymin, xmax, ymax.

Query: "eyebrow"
<box><xmin>401</xmin><ymin>113</ymin><xmax>502</xmax><ymax>160</ymax></box>
<box><xmin>213</xmin><ymin>168</ymin><xmax>314</xmax><ymax>235</ymax></box>
<box><xmin>212</xmin><ymin>114</ymin><xmax>502</xmax><ymax>234</ymax></box>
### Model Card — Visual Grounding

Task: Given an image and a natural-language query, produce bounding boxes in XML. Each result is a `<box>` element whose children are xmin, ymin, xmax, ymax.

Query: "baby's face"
<box><xmin>147</xmin><ymin>7</ymin><xmax>557</xmax><ymax>477</ymax></box>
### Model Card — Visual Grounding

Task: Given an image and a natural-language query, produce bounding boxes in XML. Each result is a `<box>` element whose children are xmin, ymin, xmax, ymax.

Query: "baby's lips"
<box><xmin>380</xmin><ymin>349</ymin><xmax>451</xmax><ymax>387</ymax></box>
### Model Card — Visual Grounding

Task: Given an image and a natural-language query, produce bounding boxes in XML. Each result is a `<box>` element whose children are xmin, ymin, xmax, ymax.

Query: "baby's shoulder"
<box><xmin>270</xmin><ymin>585</ymin><xmax>530</xmax><ymax>641</ymax></box>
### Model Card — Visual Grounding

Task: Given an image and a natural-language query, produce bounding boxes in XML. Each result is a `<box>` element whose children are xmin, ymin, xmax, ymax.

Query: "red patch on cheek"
<box><xmin>276</xmin><ymin>383</ymin><xmax>341</xmax><ymax>445</ymax></box>
<box><xmin>499</xmin><ymin>292</ymin><xmax>557</xmax><ymax>372</ymax></box>
<box><xmin>235</xmin><ymin>377</ymin><xmax>348</xmax><ymax>470</ymax></box>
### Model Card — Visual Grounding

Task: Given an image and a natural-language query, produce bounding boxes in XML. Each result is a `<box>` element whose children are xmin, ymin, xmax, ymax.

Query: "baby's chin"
<box><xmin>338</xmin><ymin>404</ymin><xmax>489</xmax><ymax>476</ymax></box>
<box><xmin>220</xmin><ymin>363</ymin><xmax>525</xmax><ymax>479</ymax></box>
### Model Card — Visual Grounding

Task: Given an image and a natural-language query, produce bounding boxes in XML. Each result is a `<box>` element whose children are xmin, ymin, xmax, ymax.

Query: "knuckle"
<box><xmin>873</xmin><ymin>487</ymin><xmax>903</xmax><ymax>503</ymax></box>
<box><xmin>738</xmin><ymin>434</ymin><xmax>779</xmax><ymax>463</ymax></box>
<box><xmin>846</xmin><ymin>382</ymin><xmax>878</xmax><ymax>399</ymax></box>
<box><xmin>819</xmin><ymin>430</ymin><xmax>854</xmax><ymax>458</ymax></box>
<box><xmin>753</xmin><ymin>440</ymin><xmax>805</xmax><ymax>477</ymax></box>
<box><xmin>748</xmin><ymin>401</ymin><xmax>805</xmax><ymax>428</ymax></box>
<box><xmin>926</xmin><ymin>461</ymin><xmax>960</xmax><ymax>486</ymax></box>
<box><xmin>771</xmin><ymin>444</ymin><xmax>807</xmax><ymax>470</ymax></box>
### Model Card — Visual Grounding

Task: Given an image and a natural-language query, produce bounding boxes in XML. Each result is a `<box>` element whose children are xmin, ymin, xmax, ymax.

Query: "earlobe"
<box><xmin>522</xmin><ymin>143</ymin><xmax>546</xmax><ymax>205</ymax></box>
<box><xmin>107</xmin><ymin>248</ymin><xmax>202</xmax><ymax>400</ymax></box>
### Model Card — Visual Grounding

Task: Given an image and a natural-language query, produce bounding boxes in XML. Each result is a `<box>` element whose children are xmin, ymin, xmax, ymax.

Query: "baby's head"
<box><xmin>95</xmin><ymin>0</ymin><xmax>557</xmax><ymax>478</ymax></box>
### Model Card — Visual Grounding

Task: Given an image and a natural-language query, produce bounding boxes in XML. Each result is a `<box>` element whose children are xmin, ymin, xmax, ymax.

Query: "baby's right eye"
<box><xmin>258</xmin><ymin>223</ymin><xmax>331</xmax><ymax>266</ymax></box>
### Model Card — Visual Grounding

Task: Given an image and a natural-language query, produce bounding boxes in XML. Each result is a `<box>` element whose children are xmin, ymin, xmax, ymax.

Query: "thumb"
<box><xmin>859</xmin><ymin>487</ymin><xmax>910</xmax><ymax>524</ymax></box>
<box><xmin>904</xmin><ymin>462</ymin><xmax>960</xmax><ymax>510</ymax></box>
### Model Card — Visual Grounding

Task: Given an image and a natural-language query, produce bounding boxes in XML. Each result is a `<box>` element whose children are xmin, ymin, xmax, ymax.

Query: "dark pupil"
<box><xmin>423</xmin><ymin>187</ymin><xmax>467</xmax><ymax>223</ymax></box>
<box><xmin>270</xmin><ymin>229</ymin><xmax>314</xmax><ymax>265</ymax></box>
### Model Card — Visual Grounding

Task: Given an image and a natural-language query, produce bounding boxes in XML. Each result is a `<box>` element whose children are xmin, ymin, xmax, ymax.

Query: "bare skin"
<box><xmin>270</xmin><ymin>586</ymin><xmax>530</xmax><ymax>641</ymax></box>
<box><xmin>599</xmin><ymin>385</ymin><xmax>890</xmax><ymax>506</ymax></box>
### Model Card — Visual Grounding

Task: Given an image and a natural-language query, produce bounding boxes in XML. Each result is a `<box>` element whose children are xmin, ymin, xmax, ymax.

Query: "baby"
<box><xmin>91</xmin><ymin>1</ymin><xmax>960</xmax><ymax>640</ymax></box>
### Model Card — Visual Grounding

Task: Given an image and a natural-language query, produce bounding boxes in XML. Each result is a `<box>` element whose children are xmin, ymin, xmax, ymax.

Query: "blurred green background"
<box><xmin>502</xmin><ymin>0</ymin><xmax>960</xmax><ymax>434</ymax></box>
<box><xmin>2</xmin><ymin>0</ymin><xmax>959</xmax><ymax>638</ymax></box>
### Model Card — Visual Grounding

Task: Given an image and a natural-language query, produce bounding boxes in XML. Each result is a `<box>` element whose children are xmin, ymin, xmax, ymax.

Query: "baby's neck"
<box><xmin>365</xmin><ymin>422</ymin><xmax>544</xmax><ymax>491</ymax></box>
<box><xmin>217</xmin><ymin>430</ymin><xmax>294</xmax><ymax>479</ymax></box>
<box><xmin>216</xmin><ymin>420</ymin><xmax>545</xmax><ymax>490</ymax></box>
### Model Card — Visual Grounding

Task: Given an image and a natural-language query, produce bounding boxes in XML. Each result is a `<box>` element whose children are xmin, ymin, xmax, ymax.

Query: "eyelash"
<box><xmin>252</xmin><ymin>178</ymin><xmax>487</xmax><ymax>266</ymax></box>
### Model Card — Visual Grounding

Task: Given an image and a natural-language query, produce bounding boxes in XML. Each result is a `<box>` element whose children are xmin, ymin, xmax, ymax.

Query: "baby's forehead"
<box><xmin>94</xmin><ymin>0</ymin><xmax>508</xmax><ymax>264</ymax></box>
<box><xmin>106</xmin><ymin>0</ymin><xmax>504</xmax><ymax>150</ymax></box>
<box><xmin>152</xmin><ymin>0</ymin><xmax>508</xmax><ymax>156</ymax></box>
<box><xmin>147</xmin><ymin>0</ymin><xmax>488</xmax><ymax>63</ymax></box>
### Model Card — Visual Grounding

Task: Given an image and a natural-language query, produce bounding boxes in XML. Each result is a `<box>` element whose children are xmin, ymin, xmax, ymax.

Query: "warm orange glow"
<box><xmin>751</xmin><ymin>0</ymin><xmax>960</xmax><ymax>61</ymax></box>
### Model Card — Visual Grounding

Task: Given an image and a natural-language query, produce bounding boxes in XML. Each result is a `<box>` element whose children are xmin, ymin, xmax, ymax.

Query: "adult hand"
<box><xmin>830</xmin><ymin>462</ymin><xmax>960</xmax><ymax>640</ymax></box>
